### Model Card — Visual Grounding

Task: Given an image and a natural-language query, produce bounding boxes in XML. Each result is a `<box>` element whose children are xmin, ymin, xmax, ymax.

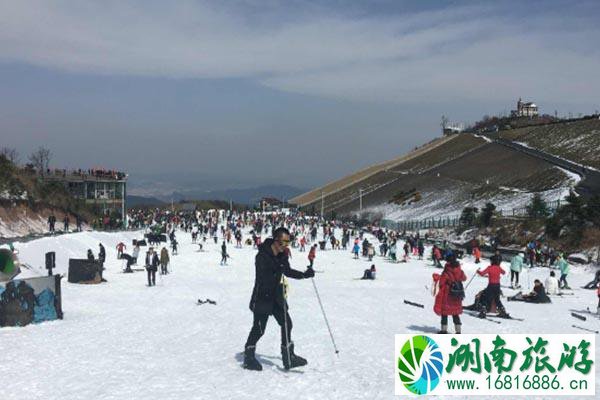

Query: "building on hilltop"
<box><xmin>259</xmin><ymin>197</ymin><xmax>284</xmax><ymax>212</ymax></box>
<box><xmin>512</xmin><ymin>98</ymin><xmax>538</xmax><ymax>117</ymax></box>
<box><xmin>42</xmin><ymin>168</ymin><xmax>128</xmax><ymax>228</ymax></box>
<box><xmin>443</xmin><ymin>123</ymin><xmax>464</xmax><ymax>135</ymax></box>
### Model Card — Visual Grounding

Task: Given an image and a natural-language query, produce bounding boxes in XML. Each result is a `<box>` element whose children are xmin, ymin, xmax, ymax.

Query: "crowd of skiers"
<box><xmin>105</xmin><ymin>206</ymin><xmax>599</xmax><ymax>347</ymax></box>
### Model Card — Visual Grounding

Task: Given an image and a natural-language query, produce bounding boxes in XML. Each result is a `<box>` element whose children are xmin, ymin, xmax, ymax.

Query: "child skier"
<box><xmin>352</xmin><ymin>242</ymin><xmax>360</xmax><ymax>259</ymax></box>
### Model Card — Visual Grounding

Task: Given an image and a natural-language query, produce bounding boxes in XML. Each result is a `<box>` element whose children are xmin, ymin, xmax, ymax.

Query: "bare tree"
<box><xmin>440</xmin><ymin>115</ymin><xmax>449</xmax><ymax>133</ymax></box>
<box><xmin>0</xmin><ymin>147</ymin><xmax>20</xmax><ymax>165</ymax></box>
<box><xmin>28</xmin><ymin>146</ymin><xmax>52</xmax><ymax>175</ymax></box>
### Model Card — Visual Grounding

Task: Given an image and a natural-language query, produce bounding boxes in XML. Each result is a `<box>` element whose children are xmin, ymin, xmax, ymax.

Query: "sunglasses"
<box><xmin>278</xmin><ymin>239</ymin><xmax>291</xmax><ymax>246</ymax></box>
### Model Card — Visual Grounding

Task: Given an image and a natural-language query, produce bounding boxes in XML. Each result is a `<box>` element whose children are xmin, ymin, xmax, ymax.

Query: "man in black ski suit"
<box><xmin>145</xmin><ymin>247</ymin><xmax>159</xmax><ymax>286</ymax></box>
<box><xmin>243</xmin><ymin>227</ymin><xmax>314</xmax><ymax>371</ymax></box>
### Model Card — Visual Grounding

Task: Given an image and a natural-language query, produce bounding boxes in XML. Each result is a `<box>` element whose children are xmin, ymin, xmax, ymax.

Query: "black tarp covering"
<box><xmin>144</xmin><ymin>234</ymin><xmax>167</xmax><ymax>244</ymax></box>
<box><xmin>68</xmin><ymin>259</ymin><xmax>103</xmax><ymax>284</ymax></box>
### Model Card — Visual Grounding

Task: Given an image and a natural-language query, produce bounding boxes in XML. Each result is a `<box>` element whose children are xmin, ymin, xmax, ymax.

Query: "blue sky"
<box><xmin>1</xmin><ymin>0</ymin><xmax>599</xmax><ymax>193</ymax></box>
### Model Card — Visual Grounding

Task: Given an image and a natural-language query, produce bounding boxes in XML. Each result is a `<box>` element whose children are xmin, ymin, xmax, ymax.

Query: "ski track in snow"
<box><xmin>1</xmin><ymin>229</ymin><xmax>599</xmax><ymax>399</ymax></box>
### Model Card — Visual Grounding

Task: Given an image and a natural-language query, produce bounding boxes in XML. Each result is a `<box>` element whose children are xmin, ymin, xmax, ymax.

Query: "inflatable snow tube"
<box><xmin>0</xmin><ymin>248</ymin><xmax>20</xmax><ymax>282</ymax></box>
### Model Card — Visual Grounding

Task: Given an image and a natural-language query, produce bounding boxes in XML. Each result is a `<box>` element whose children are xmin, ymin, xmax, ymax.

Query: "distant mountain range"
<box><xmin>126</xmin><ymin>184</ymin><xmax>304</xmax><ymax>207</ymax></box>
<box><xmin>170</xmin><ymin>184</ymin><xmax>304</xmax><ymax>205</ymax></box>
<box><xmin>126</xmin><ymin>195</ymin><xmax>166</xmax><ymax>207</ymax></box>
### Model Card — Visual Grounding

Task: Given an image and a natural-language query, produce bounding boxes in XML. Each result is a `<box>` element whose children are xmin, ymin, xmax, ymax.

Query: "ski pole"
<box><xmin>310</xmin><ymin>277</ymin><xmax>340</xmax><ymax>356</ymax></box>
<box><xmin>464</xmin><ymin>270</ymin><xmax>478</xmax><ymax>291</ymax></box>
<box><xmin>572</xmin><ymin>324</ymin><xmax>598</xmax><ymax>334</ymax></box>
<box><xmin>404</xmin><ymin>300</ymin><xmax>424</xmax><ymax>308</ymax></box>
<box><xmin>282</xmin><ymin>279</ymin><xmax>292</xmax><ymax>366</ymax></box>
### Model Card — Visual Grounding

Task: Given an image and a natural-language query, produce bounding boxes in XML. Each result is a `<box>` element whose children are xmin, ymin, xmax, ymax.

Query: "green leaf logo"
<box><xmin>397</xmin><ymin>335</ymin><xmax>444</xmax><ymax>395</ymax></box>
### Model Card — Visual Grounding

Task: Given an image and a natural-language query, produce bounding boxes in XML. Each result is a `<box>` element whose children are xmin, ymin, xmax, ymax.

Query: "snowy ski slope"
<box><xmin>1</xmin><ymin>229</ymin><xmax>598</xmax><ymax>399</ymax></box>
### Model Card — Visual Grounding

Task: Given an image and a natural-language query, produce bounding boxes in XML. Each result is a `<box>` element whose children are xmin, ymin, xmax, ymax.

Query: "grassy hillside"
<box><xmin>497</xmin><ymin>118</ymin><xmax>600</xmax><ymax>169</ymax></box>
<box><xmin>389</xmin><ymin>133</ymin><xmax>486</xmax><ymax>173</ymax></box>
<box><xmin>299</xmin><ymin>134</ymin><xmax>489</xmax><ymax>213</ymax></box>
<box><xmin>289</xmin><ymin>135</ymin><xmax>457</xmax><ymax>207</ymax></box>
<box><xmin>297</xmin><ymin>134</ymin><xmax>574</xmax><ymax>219</ymax></box>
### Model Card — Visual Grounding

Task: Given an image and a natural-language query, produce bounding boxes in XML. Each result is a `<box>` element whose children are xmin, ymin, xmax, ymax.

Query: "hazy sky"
<box><xmin>1</xmin><ymin>0</ymin><xmax>599</xmax><ymax>190</ymax></box>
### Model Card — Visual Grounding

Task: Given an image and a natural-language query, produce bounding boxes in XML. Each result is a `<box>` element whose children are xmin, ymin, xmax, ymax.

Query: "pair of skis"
<box><xmin>572</xmin><ymin>325</ymin><xmax>599</xmax><ymax>334</ymax></box>
<box><xmin>404</xmin><ymin>299</ymin><xmax>523</xmax><ymax>323</ymax></box>
<box><xmin>571</xmin><ymin>308</ymin><xmax>599</xmax><ymax>333</ymax></box>
<box><xmin>463</xmin><ymin>310</ymin><xmax>524</xmax><ymax>323</ymax></box>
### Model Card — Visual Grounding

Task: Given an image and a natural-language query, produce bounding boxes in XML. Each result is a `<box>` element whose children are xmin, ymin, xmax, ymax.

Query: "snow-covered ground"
<box><xmin>1</xmin><ymin>229</ymin><xmax>599</xmax><ymax>399</ymax></box>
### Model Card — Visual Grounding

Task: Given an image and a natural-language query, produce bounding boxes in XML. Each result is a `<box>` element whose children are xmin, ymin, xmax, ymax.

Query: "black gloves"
<box><xmin>303</xmin><ymin>267</ymin><xmax>315</xmax><ymax>278</ymax></box>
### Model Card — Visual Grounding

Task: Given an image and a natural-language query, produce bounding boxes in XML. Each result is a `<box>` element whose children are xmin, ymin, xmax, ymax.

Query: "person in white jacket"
<box><xmin>545</xmin><ymin>270</ymin><xmax>560</xmax><ymax>295</ymax></box>
<box><xmin>131</xmin><ymin>244</ymin><xmax>140</xmax><ymax>265</ymax></box>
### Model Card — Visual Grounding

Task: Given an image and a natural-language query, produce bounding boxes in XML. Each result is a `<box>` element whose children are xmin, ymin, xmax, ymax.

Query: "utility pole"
<box><xmin>320</xmin><ymin>190</ymin><xmax>324</xmax><ymax>220</ymax></box>
<box><xmin>122</xmin><ymin>181</ymin><xmax>127</xmax><ymax>229</ymax></box>
<box><xmin>359</xmin><ymin>188</ymin><xmax>363</xmax><ymax>211</ymax></box>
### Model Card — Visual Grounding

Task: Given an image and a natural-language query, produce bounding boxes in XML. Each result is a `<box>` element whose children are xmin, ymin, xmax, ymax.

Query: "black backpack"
<box><xmin>449</xmin><ymin>280</ymin><xmax>465</xmax><ymax>300</ymax></box>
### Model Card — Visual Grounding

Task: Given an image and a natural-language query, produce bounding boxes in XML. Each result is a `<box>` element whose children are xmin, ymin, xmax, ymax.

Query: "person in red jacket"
<box><xmin>432</xmin><ymin>245</ymin><xmax>442</xmax><ymax>268</ymax></box>
<box><xmin>308</xmin><ymin>244</ymin><xmax>317</xmax><ymax>268</ymax></box>
<box><xmin>473</xmin><ymin>246</ymin><xmax>481</xmax><ymax>264</ymax></box>
<box><xmin>299</xmin><ymin>236</ymin><xmax>306</xmax><ymax>252</ymax></box>
<box><xmin>433</xmin><ymin>255</ymin><xmax>466</xmax><ymax>334</ymax></box>
<box><xmin>477</xmin><ymin>256</ymin><xmax>508</xmax><ymax>318</ymax></box>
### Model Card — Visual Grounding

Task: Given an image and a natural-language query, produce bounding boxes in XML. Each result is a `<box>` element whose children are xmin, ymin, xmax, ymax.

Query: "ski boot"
<box><xmin>454</xmin><ymin>324</ymin><xmax>462</xmax><ymax>334</ymax></box>
<box><xmin>438</xmin><ymin>324</ymin><xmax>448</xmax><ymax>334</ymax></box>
<box><xmin>497</xmin><ymin>307</ymin><xmax>511</xmax><ymax>319</ymax></box>
<box><xmin>477</xmin><ymin>311</ymin><xmax>486</xmax><ymax>319</ymax></box>
<box><xmin>243</xmin><ymin>346</ymin><xmax>262</xmax><ymax>371</ymax></box>
<box><xmin>281</xmin><ymin>342</ymin><xmax>308</xmax><ymax>370</ymax></box>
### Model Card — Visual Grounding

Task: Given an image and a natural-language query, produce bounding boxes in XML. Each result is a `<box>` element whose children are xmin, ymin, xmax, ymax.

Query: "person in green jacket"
<box><xmin>556</xmin><ymin>254</ymin><xmax>570</xmax><ymax>290</ymax></box>
<box><xmin>510</xmin><ymin>253</ymin><xmax>525</xmax><ymax>289</ymax></box>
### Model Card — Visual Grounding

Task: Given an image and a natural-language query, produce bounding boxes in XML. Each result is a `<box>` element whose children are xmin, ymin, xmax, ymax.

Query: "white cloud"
<box><xmin>0</xmin><ymin>0</ymin><xmax>599</xmax><ymax>104</ymax></box>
